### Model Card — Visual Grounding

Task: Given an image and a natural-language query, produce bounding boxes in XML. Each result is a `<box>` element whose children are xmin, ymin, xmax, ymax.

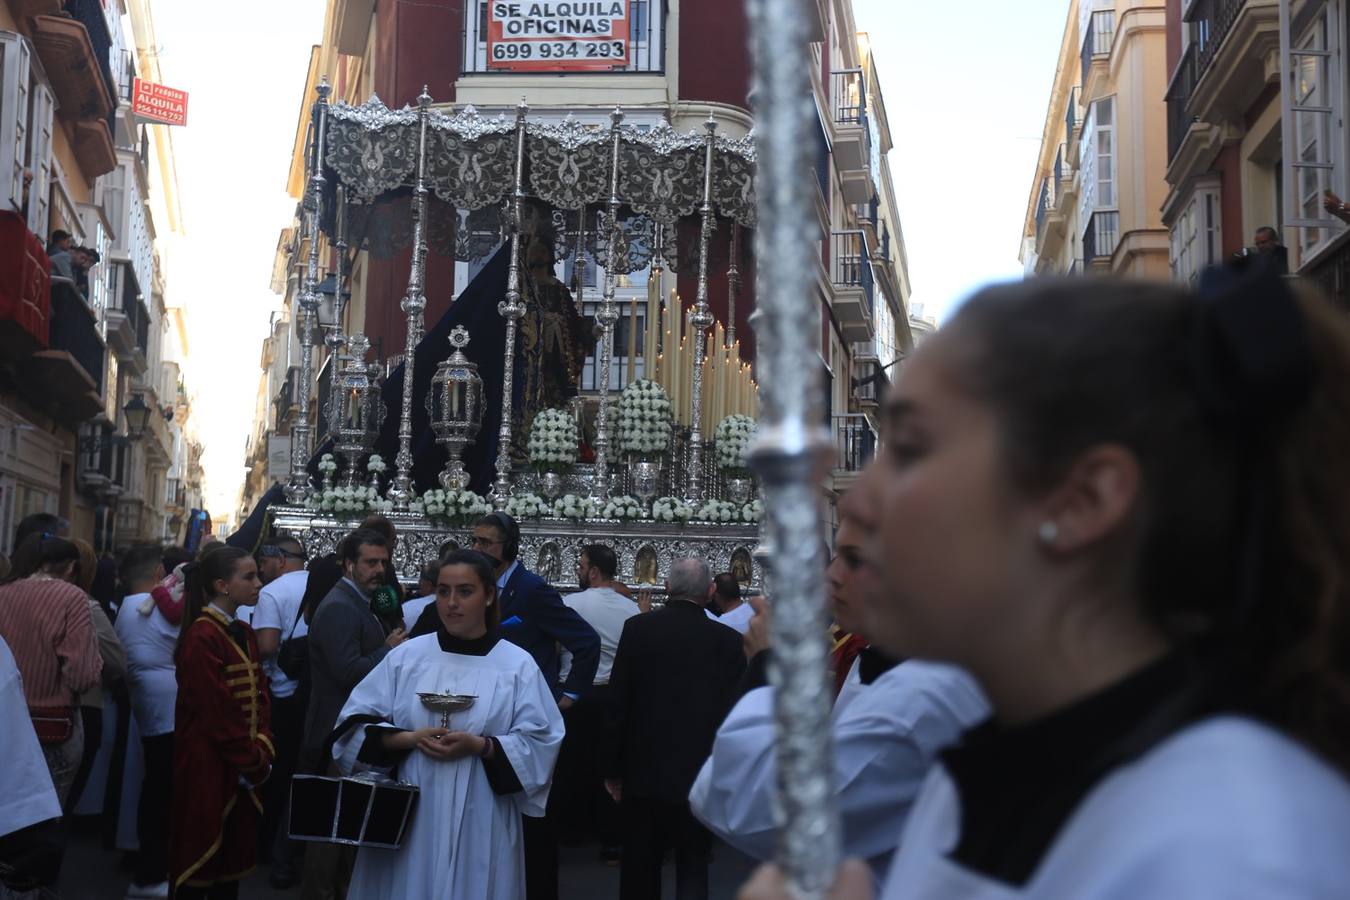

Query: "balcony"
<box><xmin>1034</xmin><ymin>174</ymin><xmax>1068</xmax><ymax>261</ymax></box>
<box><xmin>1065</xmin><ymin>86</ymin><xmax>1082</xmax><ymax>168</ymax></box>
<box><xmin>25</xmin><ymin>280</ymin><xmax>105</xmax><ymax>423</ymax></box>
<box><xmin>829</xmin><ymin>230</ymin><xmax>874</xmax><ymax>343</ymax></box>
<box><xmin>105</xmin><ymin>261</ymin><xmax>150</xmax><ymax>376</ymax></box>
<box><xmin>1084</xmin><ymin>210</ymin><xmax>1120</xmax><ymax>267</ymax></box>
<box><xmin>0</xmin><ymin>212</ymin><xmax>51</xmax><ymax>360</ymax></box>
<box><xmin>1303</xmin><ymin>230</ymin><xmax>1350</xmax><ymax>310</ymax></box>
<box><xmin>31</xmin><ymin>4</ymin><xmax>114</xmax><ymax>126</ymax></box>
<box><xmin>1081</xmin><ymin>10</ymin><xmax>1115</xmax><ymax>93</ymax></box>
<box><xmin>830</xmin><ymin>68</ymin><xmax>869</xmax><ymax>175</ymax></box>
<box><xmin>1054</xmin><ymin>142</ymin><xmax>1077</xmax><ymax>214</ymax></box>
<box><xmin>1183</xmin><ymin>0</ymin><xmax>1279</xmax><ymax>127</ymax></box>
<box><xmin>76</xmin><ymin>422</ymin><xmax>129</xmax><ymax>497</ymax></box>
<box><xmin>854</xmin><ymin>197</ymin><xmax>880</xmax><ymax>256</ymax></box>
<box><xmin>831</xmin><ymin>413</ymin><xmax>877</xmax><ymax>492</ymax></box>
<box><xmin>849</xmin><ymin>343</ymin><xmax>886</xmax><ymax>409</ymax></box>
<box><xmin>275</xmin><ymin>365</ymin><xmax>301</xmax><ymax>431</ymax></box>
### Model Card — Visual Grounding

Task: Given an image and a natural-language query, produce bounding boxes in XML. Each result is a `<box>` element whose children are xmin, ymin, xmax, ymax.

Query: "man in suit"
<box><xmin>300</xmin><ymin>528</ymin><xmax>406</xmax><ymax>900</ymax></box>
<box><xmin>604</xmin><ymin>557</ymin><xmax>746</xmax><ymax>900</ymax></box>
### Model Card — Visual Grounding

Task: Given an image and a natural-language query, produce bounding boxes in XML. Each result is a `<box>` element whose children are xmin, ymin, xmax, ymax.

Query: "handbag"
<box><xmin>28</xmin><ymin>706</ymin><xmax>74</xmax><ymax>745</ymax></box>
<box><xmin>276</xmin><ymin>600</ymin><xmax>309</xmax><ymax>681</ymax></box>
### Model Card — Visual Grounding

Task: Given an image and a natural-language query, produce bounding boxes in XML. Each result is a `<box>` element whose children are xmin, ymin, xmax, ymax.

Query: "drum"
<box><xmin>289</xmin><ymin>774</ymin><xmax>419</xmax><ymax>849</ymax></box>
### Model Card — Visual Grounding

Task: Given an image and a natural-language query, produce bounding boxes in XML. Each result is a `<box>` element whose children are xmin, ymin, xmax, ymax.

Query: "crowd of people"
<box><xmin>4</xmin><ymin>271</ymin><xmax>1350</xmax><ymax>899</ymax></box>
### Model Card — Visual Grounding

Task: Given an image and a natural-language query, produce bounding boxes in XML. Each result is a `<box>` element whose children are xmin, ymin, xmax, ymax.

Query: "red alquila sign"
<box><xmin>131</xmin><ymin>78</ymin><xmax>189</xmax><ymax>127</ymax></box>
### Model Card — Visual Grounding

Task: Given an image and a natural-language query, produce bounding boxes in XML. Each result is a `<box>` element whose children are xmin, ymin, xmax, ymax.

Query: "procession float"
<box><xmin>259</xmin><ymin>83</ymin><xmax>770</xmax><ymax>592</ymax></box>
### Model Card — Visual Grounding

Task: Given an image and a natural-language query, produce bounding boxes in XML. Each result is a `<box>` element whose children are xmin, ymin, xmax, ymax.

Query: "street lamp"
<box><xmin>79</xmin><ymin>394</ymin><xmax>152</xmax><ymax>451</ymax></box>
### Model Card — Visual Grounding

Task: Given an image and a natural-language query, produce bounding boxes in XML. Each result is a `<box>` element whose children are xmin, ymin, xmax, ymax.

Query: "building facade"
<box><xmin>0</xmin><ymin>0</ymin><xmax>204</xmax><ymax>554</ymax></box>
<box><xmin>239</xmin><ymin>0</ymin><xmax>913</xmax><ymax>516</ymax></box>
<box><xmin>1021</xmin><ymin>0</ymin><xmax>1171</xmax><ymax>278</ymax></box>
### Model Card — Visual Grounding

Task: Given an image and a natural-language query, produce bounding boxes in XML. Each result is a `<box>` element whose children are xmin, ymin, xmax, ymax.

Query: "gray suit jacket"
<box><xmin>301</xmin><ymin>578</ymin><xmax>390</xmax><ymax>766</ymax></box>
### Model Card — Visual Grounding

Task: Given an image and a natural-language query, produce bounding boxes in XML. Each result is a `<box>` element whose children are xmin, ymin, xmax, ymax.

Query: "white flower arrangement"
<box><xmin>505</xmin><ymin>492</ymin><xmax>551</xmax><ymax>519</ymax></box>
<box><xmin>317</xmin><ymin>453</ymin><xmax>338</xmax><ymax>475</ymax></box>
<box><xmin>309</xmin><ymin>484</ymin><xmax>389</xmax><ymax>517</ymax></box>
<box><xmin>714</xmin><ymin>415</ymin><xmax>757</xmax><ymax>474</ymax></box>
<box><xmin>366</xmin><ymin>454</ymin><xmax>388</xmax><ymax>474</ymax></box>
<box><xmin>416</xmin><ymin>488</ymin><xmax>492</xmax><ymax>524</ymax></box>
<box><xmin>528</xmin><ymin>408</ymin><xmax>580</xmax><ymax>468</ymax></box>
<box><xmin>740</xmin><ymin>499</ymin><xmax>764</xmax><ymax>524</ymax></box>
<box><xmin>552</xmin><ymin>494</ymin><xmax>599</xmax><ymax>520</ymax></box>
<box><xmin>695</xmin><ymin>499</ymin><xmax>739</xmax><ymax>523</ymax></box>
<box><xmin>617</xmin><ymin>379</ymin><xmax>673</xmax><ymax>455</ymax></box>
<box><xmin>651</xmin><ymin>495</ymin><xmax>695</xmax><ymax>523</ymax></box>
<box><xmin>601</xmin><ymin>495</ymin><xmax>647</xmax><ymax>520</ymax></box>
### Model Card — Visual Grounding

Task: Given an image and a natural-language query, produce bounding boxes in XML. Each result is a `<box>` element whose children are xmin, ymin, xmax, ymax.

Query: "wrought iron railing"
<box><xmin>1166</xmin><ymin>43</ymin><xmax>1199</xmax><ymax>162</ymax></box>
<box><xmin>63</xmin><ymin>0</ymin><xmax>117</xmax><ymax>117</ymax></box>
<box><xmin>50</xmin><ymin>280</ymin><xmax>106</xmax><ymax>395</ymax></box>
<box><xmin>833</xmin><ymin>413</ymin><xmax>877</xmax><ymax>472</ymax></box>
<box><xmin>1083</xmin><ymin>210</ymin><xmax>1120</xmax><ymax>263</ymax></box>
<box><xmin>831</xmin><ymin>68</ymin><xmax>867</xmax><ymax>127</ymax></box>
<box><xmin>1065</xmin><ymin>86</ymin><xmax>1080</xmax><ymax>144</ymax></box>
<box><xmin>1081</xmin><ymin>10</ymin><xmax>1115</xmax><ymax>78</ymax></box>
<box><xmin>830</xmin><ymin>230</ymin><xmax>874</xmax><ymax>317</ymax></box>
<box><xmin>1304</xmin><ymin>233</ymin><xmax>1350</xmax><ymax>310</ymax></box>
<box><xmin>1035</xmin><ymin>177</ymin><xmax>1051</xmax><ymax>240</ymax></box>
<box><xmin>1191</xmin><ymin>0</ymin><xmax>1249</xmax><ymax>78</ymax></box>
<box><xmin>109</xmin><ymin>262</ymin><xmax>150</xmax><ymax>357</ymax></box>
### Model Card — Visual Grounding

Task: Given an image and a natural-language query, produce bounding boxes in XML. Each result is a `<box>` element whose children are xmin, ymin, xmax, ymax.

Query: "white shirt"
<box><xmin>114</xmin><ymin>592</ymin><xmax>180</xmax><ymax>736</ymax></box>
<box><xmin>251</xmin><ymin>570</ymin><xmax>310</xmax><ymax>699</ymax></box>
<box><xmin>0</xmin><ymin>636</ymin><xmax>60</xmax><ymax>837</ymax></box>
<box><xmin>882</xmin><ymin>716</ymin><xmax>1350</xmax><ymax>898</ymax></box>
<box><xmin>707</xmin><ymin>601</ymin><xmax>755</xmax><ymax>634</ymax></box>
<box><xmin>560</xmin><ymin>586</ymin><xmax>638</xmax><ymax>685</ymax></box>
<box><xmin>691</xmin><ymin>658</ymin><xmax>989</xmax><ymax>882</ymax></box>
<box><xmin>403</xmin><ymin>595</ymin><xmax>437</xmax><ymax>632</ymax></box>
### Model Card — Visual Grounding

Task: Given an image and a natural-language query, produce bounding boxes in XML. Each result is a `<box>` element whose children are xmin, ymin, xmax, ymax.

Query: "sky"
<box><xmin>150</xmin><ymin>0</ymin><xmax>1067</xmax><ymax>522</ymax></box>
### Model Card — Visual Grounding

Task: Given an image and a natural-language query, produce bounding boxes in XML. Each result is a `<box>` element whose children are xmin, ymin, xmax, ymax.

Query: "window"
<box><xmin>580</xmin><ymin>296</ymin><xmax>647</xmax><ymax>391</ymax></box>
<box><xmin>1169</xmin><ymin>184</ymin><xmax>1223</xmax><ymax>285</ymax></box>
<box><xmin>0</xmin><ymin>32</ymin><xmax>55</xmax><ymax>238</ymax></box>
<box><xmin>1279</xmin><ymin>0</ymin><xmax>1342</xmax><ymax>258</ymax></box>
<box><xmin>1079</xmin><ymin>96</ymin><xmax>1118</xmax><ymax>253</ymax></box>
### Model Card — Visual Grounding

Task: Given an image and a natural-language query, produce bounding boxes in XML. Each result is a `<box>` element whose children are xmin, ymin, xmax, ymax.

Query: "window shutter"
<box><xmin>1279</xmin><ymin>0</ymin><xmax>1340</xmax><ymax>229</ymax></box>
<box><xmin>1</xmin><ymin>33</ymin><xmax>33</xmax><ymax>216</ymax></box>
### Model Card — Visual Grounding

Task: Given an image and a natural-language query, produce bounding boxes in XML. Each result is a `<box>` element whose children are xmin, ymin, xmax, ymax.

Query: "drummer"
<box><xmin>329</xmin><ymin>550</ymin><xmax>565</xmax><ymax>899</ymax></box>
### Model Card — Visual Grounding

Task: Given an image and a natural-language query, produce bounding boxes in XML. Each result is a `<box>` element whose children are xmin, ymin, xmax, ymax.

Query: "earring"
<box><xmin>1037</xmin><ymin>521</ymin><xmax>1060</xmax><ymax>546</ymax></box>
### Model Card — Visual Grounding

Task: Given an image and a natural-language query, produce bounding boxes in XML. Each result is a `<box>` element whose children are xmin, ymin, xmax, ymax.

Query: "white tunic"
<box><xmin>332</xmin><ymin>634</ymin><xmax>565</xmax><ymax>900</ymax></box>
<box><xmin>883</xmin><ymin>716</ymin><xmax>1350</xmax><ymax>898</ymax></box>
<box><xmin>0</xmin><ymin>636</ymin><xmax>60</xmax><ymax>837</ymax></box>
<box><xmin>690</xmin><ymin>658</ymin><xmax>988</xmax><ymax>880</ymax></box>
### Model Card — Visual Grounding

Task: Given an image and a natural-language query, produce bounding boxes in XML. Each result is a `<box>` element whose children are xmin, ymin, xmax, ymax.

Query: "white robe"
<box><xmin>0</xmin><ymin>637</ymin><xmax>60</xmax><ymax>837</ymax></box>
<box><xmin>689</xmin><ymin>658</ymin><xmax>989</xmax><ymax>881</ymax></box>
<box><xmin>332</xmin><ymin>634</ymin><xmax>565</xmax><ymax>900</ymax></box>
<box><xmin>882</xmin><ymin>716</ymin><xmax>1350</xmax><ymax>898</ymax></box>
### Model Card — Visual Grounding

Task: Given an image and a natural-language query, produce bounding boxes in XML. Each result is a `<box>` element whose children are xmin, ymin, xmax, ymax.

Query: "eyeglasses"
<box><xmin>470</xmin><ymin>536</ymin><xmax>502</xmax><ymax>549</ymax></box>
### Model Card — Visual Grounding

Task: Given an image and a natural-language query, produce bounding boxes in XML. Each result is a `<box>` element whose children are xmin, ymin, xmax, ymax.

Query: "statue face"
<box><xmin>526</xmin><ymin>236</ymin><xmax>553</xmax><ymax>269</ymax></box>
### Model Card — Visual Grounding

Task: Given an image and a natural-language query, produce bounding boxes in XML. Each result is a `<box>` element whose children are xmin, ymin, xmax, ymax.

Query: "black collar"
<box><xmin>940</xmin><ymin>649</ymin><xmax>1227</xmax><ymax>886</ymax></box>
<box><xmin>857</xmin><ymin>645</ymin><xmax>900</xmax><ymax>685</ymax></box>
<box><xmin>435</xmin><ymin>627</ymin><xmax>500</xmax><ymax>656</ymax></box>
<box><xmin>665</xmin><ymin>598</ymin><xmax>708</xmax><ymax>613</ymax></box>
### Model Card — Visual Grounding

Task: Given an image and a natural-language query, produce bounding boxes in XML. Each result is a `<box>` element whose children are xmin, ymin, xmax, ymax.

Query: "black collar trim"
<box><xmin>940</xmin><ymin>650</ymin><xmax>1226</xmax><ymax>886</ymax></box>
<box><xmin>435</xmin><ymin>627</ymin><xmax>499</xmax><ymax>656</ymax></box>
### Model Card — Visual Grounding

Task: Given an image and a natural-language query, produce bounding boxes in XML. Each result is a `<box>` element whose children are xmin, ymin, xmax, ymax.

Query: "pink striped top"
<box><xmin>0</xmin><ymin>576</ymin><xmax>102</xmax><ymax>708</ymax></box>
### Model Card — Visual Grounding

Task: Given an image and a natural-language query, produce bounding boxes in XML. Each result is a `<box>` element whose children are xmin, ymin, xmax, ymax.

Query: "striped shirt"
<box><xmin>0</xmin><ymin>576</ymin><xmax>102</xmax><ymax>708</ymax></box>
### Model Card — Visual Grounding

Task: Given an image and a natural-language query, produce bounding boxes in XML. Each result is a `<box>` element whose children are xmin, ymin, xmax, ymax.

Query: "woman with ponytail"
<box><xmin>743</xmin><ymin>273</ymin><xmax>1350</xmax><ymax>900</ymax></box>
<box><xmin>169</xmin><ymin>546</ymin><xmax>274</xmax><ymax>900</ymax></box>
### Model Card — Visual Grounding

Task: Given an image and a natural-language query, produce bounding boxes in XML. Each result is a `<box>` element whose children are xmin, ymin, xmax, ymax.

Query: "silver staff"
<box><xmin>285</xmin><ymin>77</ymin><xmax>331</xmax><ymax>505</ymax></box>
<box><xmin>386</xmin><ymin>87</ymin><xmax>433</xmax><ymax>511</ymax></box>
<box><xmin>591</xmin><ymin>108</ymin><xmax>625</xmax><ymax>502</ymax></box>
<box><xmin>727</xmin><ymin>224</ymin><xmax>741</xmax><ymax>349</ymax></box>
<box><xmin>491</xmin><ymin>99</ymin><xmax>530</xmax><ymax>509</ymax></box>
<box><xmin>323</xmin><ymin>184</ymin><xmax>350</xmax><ymax>365</ymax></box>
<box><xmin>684</xmin><ymin>114</ymin><xmax>718</xmax><ymax>504</ymax></box>
<box><xmin>746</xmin><ymin>0</ymin><xmax>840</xmax><ymax>895</ymax></box>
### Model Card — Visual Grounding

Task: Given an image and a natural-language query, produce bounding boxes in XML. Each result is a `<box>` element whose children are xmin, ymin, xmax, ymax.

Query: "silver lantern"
<box><xmin>429</xmin><ymin>326</ymin><xmax>484</xmax><ymax>490</ymax></box>
<box><xmin>328</xmin><ymin>333</ymin><xmax>385</xmax><ymax>488</ymax></box>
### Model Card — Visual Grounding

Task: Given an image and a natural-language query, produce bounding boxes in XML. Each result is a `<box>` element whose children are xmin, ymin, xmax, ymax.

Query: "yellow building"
<box><xmin>1020</xmin><ymin>0</ymin><xmax>1170</xmax><ymax>278</ymax></box>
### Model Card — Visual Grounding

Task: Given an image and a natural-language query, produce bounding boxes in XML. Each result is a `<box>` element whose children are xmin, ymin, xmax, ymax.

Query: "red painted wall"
<box><xmin>678</xmin><ymin>0</ymin><xmax>752</xmax><ymax>110</ymax></box>
<box><xmin>1217</xmin><ymin>143</ymin><xmax>1244</xmax><ymax>257</ymax></box>
<box><xmin>365</xmin><ymin>0</ymin><xmax>463</xmax><ymax>358</ymax></box>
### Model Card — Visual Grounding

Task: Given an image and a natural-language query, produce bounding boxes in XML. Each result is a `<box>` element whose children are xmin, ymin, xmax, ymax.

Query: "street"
<box><xmin>58</xmin><ymin>822</ymin><xmax>759</xmax><ymax>899</ymax></box>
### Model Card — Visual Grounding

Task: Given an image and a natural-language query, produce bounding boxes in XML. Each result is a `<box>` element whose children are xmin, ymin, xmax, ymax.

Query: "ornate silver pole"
<box><xmin>285</xmin><ymin>77</ymin><xmax>331</xmax><ymax>505</ymax></box>
<box><xmin>323</xmin><ymin>184</ymin><xmax>349</xmax><ymax>367</ymax></box>
<box><xmin>747</xmin><ymin>0</ymin><xmax>839</xmax><ymax>894</ymax></box>
<box><xmin>684</xmin><ymin>114</ymin><xmax>717</xmax><ymax>504</ymax></box>
<box><xmin>572</xmin><ymin>205</ymin><xmax>588</xmax><ymax>316</ymax></box>
<box><xmin>491</xmin><ymin>99</ymin><xmax>530</xmax><ymax>509</ymax></box>
<box><xmin>591</xmin><ymin>108</ymin><xmax>624</xmax><ymax>502</ymax></box>
<box><xmin>386</xmin><ymin>87</ymin><xmax>433</xmax><ymax>511</ymax></box>
<box><xmin>727</xmin><ymin>224</ymin><xmax>741</xmax><ymax>349</ymax></box>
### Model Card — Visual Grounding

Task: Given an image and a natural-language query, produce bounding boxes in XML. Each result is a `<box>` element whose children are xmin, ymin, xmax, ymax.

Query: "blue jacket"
<box><xmin>499</xmin><ymin>564</ymin><xmax>600</xmax><ymax>699</ymax></box>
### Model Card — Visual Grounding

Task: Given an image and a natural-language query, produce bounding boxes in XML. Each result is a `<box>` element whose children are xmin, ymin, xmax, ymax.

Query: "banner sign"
<box><xmin>266</xmin><ymin>433</ymin><xmax>292</xmax><ymax>480</ymax></box>
<box><xmin>487</xmin><ymin>1</ymin><xmax>630</xmax><ymax>71</ymax></box>
<box><xmin>131</xmin><ymin>78</ymin><xmax>189</xmax><ymax>127</ymax></box>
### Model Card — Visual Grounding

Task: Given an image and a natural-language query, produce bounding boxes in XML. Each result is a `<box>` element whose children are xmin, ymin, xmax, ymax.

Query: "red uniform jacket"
<box><xmin>170</xmin><ymin>607</ymin><xmax>275</xmax><ymax>892</ymax></box>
